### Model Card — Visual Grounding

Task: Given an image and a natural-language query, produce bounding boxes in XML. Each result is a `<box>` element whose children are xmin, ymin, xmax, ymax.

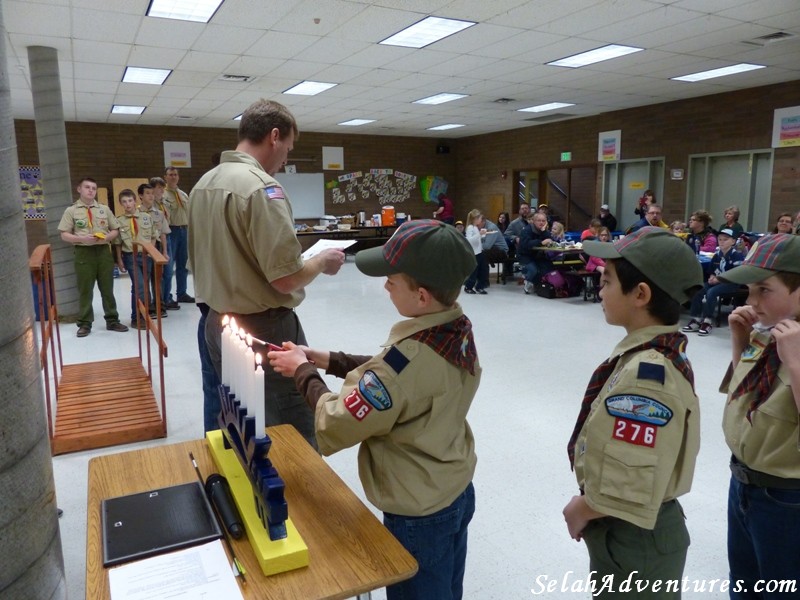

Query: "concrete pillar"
<box><xmin>27</xmin><ymin>45</ymin><xmax>78</xmax><ymax>318</ymax></box>
<box><xmin>0</xmin><ymin>9</ymin><xmax>67</xmax><ymax>600</ymax></box>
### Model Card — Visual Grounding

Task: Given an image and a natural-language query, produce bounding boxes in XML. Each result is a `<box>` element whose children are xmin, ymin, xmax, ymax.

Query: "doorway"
<box><xmin>602</xmin><ymin>158</ymin><xmax>664</xmax><ymax>231</ymax></box>
<box><xmin>517</xmin><ymin>166</ymin><xmax>596</xmax><ymax>231</ymax></box>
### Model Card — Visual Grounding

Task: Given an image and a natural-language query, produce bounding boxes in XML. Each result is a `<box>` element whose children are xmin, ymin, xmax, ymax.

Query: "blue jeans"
<box><xmin>690</xmin><ymin>282</ymin><xmax>741</xmax><ymax>320</ymax></box>
<box><xmin>464</xmin><ymin>253</ymin><xmax>486</xmax><ymax>290</ymax></box>
<box><xmin>728</xmin><ymin>476</ymin><xmax>800</xmax><ymax>599</ymax></box>
<box><xmin>384</xmin><ymin>482</ymin><xmax>475</xmax><ymax>600</ymax></box>
<box><xmin>121</xmin><ymin>252</ymin><xmax>151</xmax><ymax>321</ymax></box>
<box><xmin>171</xmin><ymin>225</ymin><xmax>189</xmax><ymax>297</ymax></box>
<box><xmin>162</xmin><ymin>233</ymin><xmax>174</xmax><ymax>303</ymax></box>
<box><xmin>198</xmin><ymin>303</ymin><xmax>222</xmax><ymax>432</ymax></box>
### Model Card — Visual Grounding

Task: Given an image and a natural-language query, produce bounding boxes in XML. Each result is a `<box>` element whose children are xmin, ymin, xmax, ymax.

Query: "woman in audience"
<box><xmin>518</xmin><ymin>211</ymin><xmax>555</xmax><ymax>294</ymax></box>
<box><xmin>722</xmin><ymin>205</ymin><xmax>744</xmax><ymax>238</ymax></box>
<box><xmin>681</xmin><ymin>228</ymin><xmax>745</xmax><ymax>336</ymax></box>
<box><xmin>584</xmin><ymin>227</ymin><xmax>611</xmax><ymax>274</ymax></box>
<box><xmin>580</xmin><ymin>219</ymin><xmax>602</xmax><ymax>241</ymax></box>
<box><xmin>772</xmin><ymin>212</ymin><xmax>794</xmax><ymax>234</ymax></box>
<box><xmin>635</xmin><ymin>189</ymin><xmax>655</xmax><ymax>218</ymax></box>
<box><xmin>497</xmin><ymin>212</ymin><xmax>510</xmax><ymax>234</ymax></box>
<box><xmin>464</xmin><ymin>209</ymin><xmax>488</xmax><ymax>295</ymax></box>
<box><xmin>686</xmin><ymin>209</ymin><xmax>717</xmax><ymax>253</ymax></box>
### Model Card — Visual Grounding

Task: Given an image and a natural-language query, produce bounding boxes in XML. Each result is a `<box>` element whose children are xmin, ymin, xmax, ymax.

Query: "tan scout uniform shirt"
<box><xmin>164</xmin><ymin>187</ymin><xmax>189</xmax><ymax>226</ymax></box>
<box><xmin>313</xmin><ymin>305</ymin><xmax>481</xmax><ymax>517</ymax></box>
<box><xmin>116</xmin><ymin>211</ymin><xmax>156</xmax><ymax>253</ymax></box>
<box><xmin>140</xmin><ymin>204</ymin><xmax>170</xmax><ymax>238</ymax></box>
<box><xmin>721</xmin><ymin>329</ymin><xmax>800</xmax><ymax>479</ymax></box>
<box><xmin>574</xmin><ymin>325</ymin><xmax>700</xmax><ymax>529</ymax></box>
<box><xmin>188</xmin><ymin>150</ymin><xmax>304</xmax><ymax>314</ymax></box>
<box><xmin>58</xmin><ymin>200</ymin><xmax>119</xmax><ymax>243</ymax></box>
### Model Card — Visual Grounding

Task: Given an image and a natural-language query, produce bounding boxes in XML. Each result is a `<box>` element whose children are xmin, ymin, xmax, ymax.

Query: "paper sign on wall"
<box><xmin>323</xmin><ymin>146</ymin><xmax>344</xmax><ymax>170</ymax></box>
<box><xmin>772</xmin><ymin>106</ymin><xmax>800</xmax><ymax>148</ymax></box>
<box><xmin>598</xmin><ymin>130</ymin><xmax>621</xmax><ymax>162</ymax></box>
<box><xmin>163</xmin><ymin>142</ymin><xmax>192</xmax><ymax>168</ymax></box>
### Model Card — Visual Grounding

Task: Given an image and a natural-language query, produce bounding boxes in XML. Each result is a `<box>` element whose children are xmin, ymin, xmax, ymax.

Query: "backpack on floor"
<box><xmin>542</xmin><ymin>270</ymin><xmax>570</xmax><ymax>298</ymax></box>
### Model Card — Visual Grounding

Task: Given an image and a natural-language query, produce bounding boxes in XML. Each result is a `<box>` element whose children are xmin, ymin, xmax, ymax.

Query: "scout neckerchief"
<box><xmin>85</xmin><ymin>204</ymin><xmax>93</xmax><ymax>231</ymax></box>
<box><xmin>409</xmin><ymin>315</ymin><xmax>477</xmax><ymax>376</ymax></box>
<box><xmin>129</xmin><ymin>214</ymin><xmax>138</xmax><ymax>239</ymax></box>
<box><xmin>157</xmin><ymin>199</ymin><xmax>169</xmax><ymax>220</ymax></box>
<box><xmin>567</xmin><ymin>331</ymin><xmax>694</xmax><ymax>468</ymax></box>
<box><xmin>731</xmin><ymin>338</ymin><xmax>780</xmax><ymax>423</ymax></box>
<box><xmin>171</xmin><ymin>188</ymin><xmax>184</xmax><ymax>208</ymax></box>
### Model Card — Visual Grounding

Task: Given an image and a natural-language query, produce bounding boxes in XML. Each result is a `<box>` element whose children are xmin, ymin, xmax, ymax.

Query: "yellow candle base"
<box><xmin>206</xmin><ymin>429</ymin><xmax>309</xmax><ymax>576</ymax></box>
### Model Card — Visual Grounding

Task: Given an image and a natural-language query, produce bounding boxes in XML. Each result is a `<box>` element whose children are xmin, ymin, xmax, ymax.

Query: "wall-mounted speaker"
<box><xmin>436</xmin><ymin>144</ymin><xmax>450</xmax><ymax>154</ymax></box>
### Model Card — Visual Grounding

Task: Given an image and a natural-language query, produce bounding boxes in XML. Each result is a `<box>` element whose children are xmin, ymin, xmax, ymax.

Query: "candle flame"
<box><xmin>230</xmin><ymin>317</ymin><xmax>238</xmax><ymax>333</ymax></box>
<box><xmin>221</xmin><ymin>314</ymin><xmax>230</xmax><ymax>326</ymax></box>
<box><xmin>255</xmin><ymin>353</ymin><xmax>263</xmax><ymax>367</ymax></box>
<box><xmin>245</xmin><ymin>333</ymin><xmax>253</xmax><ymax>347</ymax></box>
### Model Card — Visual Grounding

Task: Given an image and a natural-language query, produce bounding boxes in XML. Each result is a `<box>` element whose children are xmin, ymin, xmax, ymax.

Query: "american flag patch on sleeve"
<box><xmin>264</xmin><ymin>186</ymin><xmax>285</xmax><ymax>200</ymax></box>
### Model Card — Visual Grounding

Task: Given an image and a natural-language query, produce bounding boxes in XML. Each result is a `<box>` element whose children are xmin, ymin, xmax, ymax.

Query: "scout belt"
<box><xmin>730</xmin><ymin>456</ymin><xmax>800</xmax><ymax>490</ymax></box>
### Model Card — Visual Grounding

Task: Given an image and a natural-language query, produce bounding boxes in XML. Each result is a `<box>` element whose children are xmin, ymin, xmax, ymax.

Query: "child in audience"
<box><xmin>563</xmin><ymin>227</ymin><xmax>703</xmax><ymax>596</ymax></box>
<box><xmin>580</xmin><ymin>218</ymin><xmax>602</xmax><ymax>241</ymax></box>
<box><xmin>268</xmin><ymin>220</ymin><xmax>479</xmax><ymax>600</ymax></box>
<box><xmin>682</xmin><ymin>228</ymin><xmax>744</xmax><ymax>336</ymax></box>
<box><xmin>551</xmin><ymin>221</ymin><xmax>566</xmax><ymax>243</ymax></box>
<box><xmin>585</xmin><ymin>227</ymin><xmax>612</xmax><ymax>273</ymax></box>
<box><xmin>670</xmin><ymin>220</ymin><xmax>687</xmax><ymax>239</ymax></box>
<box><xmin>464</xmin><ymin>209</ymin><xmax>488</xmax><ymax>294</ymax></box>
<box><xmin>715</xmin><ymin>233</ymin><xmax>800</xmax><ymax>597</ymax></box>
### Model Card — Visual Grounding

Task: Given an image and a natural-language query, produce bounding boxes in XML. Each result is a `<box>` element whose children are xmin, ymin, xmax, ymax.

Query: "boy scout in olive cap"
<box><xmin>269</xmin><ymin>219</ymin><xmax>479</xmax><ymax>599</ymax></box>
<box><xmin>715</xmin><ymin>233</ymin><xmax>800</xmax><ymax>594</ymax></box>
<box><xmin>563</xmin><ymin>226</ymin><xmax>703</xmax><ymax>597</ymax></box>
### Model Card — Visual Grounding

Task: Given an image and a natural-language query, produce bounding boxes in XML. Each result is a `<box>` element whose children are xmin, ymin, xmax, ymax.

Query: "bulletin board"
<box><xmin>274</xmin><ymin>173</ymin><xmax>325</xmax><ymax>219</ymax></box>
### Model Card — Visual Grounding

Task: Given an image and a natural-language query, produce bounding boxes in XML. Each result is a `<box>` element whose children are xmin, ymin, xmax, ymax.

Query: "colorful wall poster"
<box><xmin>598</xmin><ymin>130</ymin><xmax>621</xmax><ymax>161</ymax></box>
<box><xmin>772</xmin><ymin>106</ymin><xmax>800</xmax><ymax>148</ymax></box>
<box><xmin>163</xmin><ymin>141</ymin><xmax>192</xmax><ymax>168</ymax></box>
<box><xmin>20</xmin><ymin>165</ymin><xmax>46</xmax><ymax>219</ymax></box>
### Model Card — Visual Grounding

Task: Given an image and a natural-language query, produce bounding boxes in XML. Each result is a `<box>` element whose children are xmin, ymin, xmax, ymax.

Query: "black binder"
<box><xmin>101</xmin><ymin>481</ymin><xmax>222</xmax><ymax>567</ymax></box>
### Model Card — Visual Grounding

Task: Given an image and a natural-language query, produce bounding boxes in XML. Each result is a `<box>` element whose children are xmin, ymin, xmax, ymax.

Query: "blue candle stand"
<box><xmin>206</xmin><ymin>383</ymin><xmax>309</xmax><ymax>575</ymax></box>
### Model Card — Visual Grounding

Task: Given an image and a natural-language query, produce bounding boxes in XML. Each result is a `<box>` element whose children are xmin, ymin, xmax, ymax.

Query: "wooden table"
<box><xmin>86</xmin><ymin>425</ymin><xmax>417</xmax><ymax>599</ymax></box>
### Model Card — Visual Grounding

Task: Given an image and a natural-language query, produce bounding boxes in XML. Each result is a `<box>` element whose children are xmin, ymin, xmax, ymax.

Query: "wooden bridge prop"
<box><xmin>30</xmin><ymin>243</ymin><xmax>169</xmax><ymax>455</ymax></box>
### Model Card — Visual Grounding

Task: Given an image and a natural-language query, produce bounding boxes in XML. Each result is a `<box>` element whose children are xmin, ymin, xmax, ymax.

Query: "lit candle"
<box><xmin>244</xmin><ymin>334</ymin><xmax>254</xmax><ymax>412</ymax></box>
<box><xmin>221</xmin><ymin>315</ymin><xmax>230</xmax><ymax>386</ymax></box>
<box><xmin>228</xmin><ymin>318</ymin><xmax>239</xmax><ymax>389</ymax></box>
<box><xmin>236</xmin><ymin>329</ymin><xmax>247</xmax><ymax>408</ymax></box>
<box><xmin>254</xmin><ymin>353</ymin><xmax>265</xmax><ymax>437</ymax></box>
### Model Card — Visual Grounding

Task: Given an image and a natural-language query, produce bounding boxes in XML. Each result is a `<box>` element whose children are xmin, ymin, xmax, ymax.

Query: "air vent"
<box><xmin>174</xmin><ymin>115</ymin><xmax>194</xmax><ymax>121</ymax></box>
<box><xmin>740</xmin><ymin>31</ymin><xmax>795</xmax><ymax>47</ymax></box>
<box><xmin>524</xmin><ymin>113</ymin><xmax>575</xmax><ymax>123</ymax></box>
<box><xmin>218</xmin><ymin>74</ymin><xmax>254</xmax><ymax>82</ymax></box>
<box><xmin>493</xmin><ymin>97</ymin><xmax>515</xmax><ymax>104</ymax></box>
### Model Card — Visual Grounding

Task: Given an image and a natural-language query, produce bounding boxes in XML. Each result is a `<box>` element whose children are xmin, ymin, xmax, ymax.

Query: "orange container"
<box><xmin>381</xmin><ymin>205</ymin><xmax>396</xmax><ymax>226</ymax></box>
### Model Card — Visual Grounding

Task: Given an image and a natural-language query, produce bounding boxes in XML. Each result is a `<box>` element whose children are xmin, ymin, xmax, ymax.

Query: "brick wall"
<box><xmin>14</xmin><ymin>79</ymin><xmax>800</xmax><ymax>231</ymax></box>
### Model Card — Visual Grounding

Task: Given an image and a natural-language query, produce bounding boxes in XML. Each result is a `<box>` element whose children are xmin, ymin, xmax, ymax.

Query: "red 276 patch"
<box><xmin>613</xmin><ymin>418</ymin><xmax>656</xmax><ymax>447</ymax></box>
<box><xmin>344</xmin><ymin>389</ymin><xmax>372</xmax><ymax>421</ymax></box>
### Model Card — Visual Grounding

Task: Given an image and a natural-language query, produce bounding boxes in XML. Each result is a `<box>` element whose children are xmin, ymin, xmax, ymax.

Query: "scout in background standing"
<box><xmin>716</xmin><ymin>233</ymin><xmax>800</xmax><ymax>599</ymax></box>
<box><xmin>150</xmin><ymin>176</ymin><xmax>179</xmax><ymax>311</ymax></box>
<box><xmin>58</xmin><ymin>177</ymin><xmax>129</xmax><ymax>337</ymax></box>
<box><xmin>269</xmin><ymin>220</ymin><xmax>479</xmax><ymax>600</ymax></box>
<box><xmin>138</xmin><ymin>182</ymin><xmax>169</xmax><ymax>318</ymax></box>
<box><xmin>114</xmin><ymin>189</ymin><xmax>156</xmax><ymax>329</ymax></box>
<box><xmin>163</xmin><ymin>166</ymin><xmax>193</xmax><ymax>304</ymax></box>
<box><xmin>563</xmin><ymin>227</ymin><xmax>704</xmax><ymax>598</ymax></box>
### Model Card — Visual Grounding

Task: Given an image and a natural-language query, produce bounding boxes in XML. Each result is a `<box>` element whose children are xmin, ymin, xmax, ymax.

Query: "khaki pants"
<box><xmin>74</xmin><ymin>245</ymin><xmax>119</xmax><ymax>328</ymax></box>
<box><xmin>583</xmin><ymin>500</ymin><xmax>690</xmax><ymax>599</ymax></box>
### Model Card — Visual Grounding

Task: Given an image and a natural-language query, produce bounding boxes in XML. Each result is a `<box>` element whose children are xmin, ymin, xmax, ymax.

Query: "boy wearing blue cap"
<box><xmin>269</xmin><ymin>219</ymin><xmax>480</xmax><ymax>600</ymax></box>
<box><xmin>716</xmin><ymin>233</ymin><xmax>800</xmax><ymax>598</ymax></box>
<box><xmin>563</xmin><ymin>227</ymin><xmax>704</xmax><ymax>598</ymax></box>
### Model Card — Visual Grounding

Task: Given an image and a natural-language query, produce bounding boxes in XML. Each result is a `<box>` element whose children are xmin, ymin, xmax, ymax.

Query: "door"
<box><xmin>602</xmin><ymin>159</ymin><xmax>664</xmax><ymax>230</ymax></box>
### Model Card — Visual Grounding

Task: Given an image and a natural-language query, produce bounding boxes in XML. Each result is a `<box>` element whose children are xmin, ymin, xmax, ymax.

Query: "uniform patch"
<box><xmin>605</xmin><ymin>394</ymin><xmax>673</xmax><ymax>426</ymax></box>
<box><xmin>264</xmin><ymin>186</ymin><xmax>285</xmax><ymax>200</ymax></box>
<box><xmin>637</xmin><ymin>362</ymin><xmax>665</xmax><ymax>384</ymax></box>
<box><xmin>741</xmin><ymin>338</ymin><xmax>767</xmax><ymax>362</ymax></box>
<box><xmin>383</xmin><ymin>346</ymin><xmax>409</xmax><ymax>374</ymax></box>
<box><xmin>75</xmin><ymin>219</ymin><xmax>87</xmax><ymax>228</ymax></box>
<box><xmin>612</xmin><ymin>417</ymin><xmax>657</xmax><ymax>447</ymax></box>
<box><xmin>343</xmin><ymin>389</ymin><xmax>372</xmax><ymax>421</ymax></box>
<box><xmin>358</xmin><ymin>370</ymin><xmax>392</xmax><ymax>411</ymax></box>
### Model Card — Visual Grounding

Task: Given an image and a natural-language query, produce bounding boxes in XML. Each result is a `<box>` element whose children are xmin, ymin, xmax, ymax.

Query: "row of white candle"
<box><xmin>221</xmin><ymin>315</ymin><xmax>266</xmax><ymax>438</ymax></box>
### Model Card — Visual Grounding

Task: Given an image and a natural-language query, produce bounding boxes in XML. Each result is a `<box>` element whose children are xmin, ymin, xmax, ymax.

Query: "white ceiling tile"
<box><xmin>328</xmin><ymin>5</ymin><xmax>422</xmax><ymax>43</ymax></box>
<box><xmin>244</xmin><ymin>31</ymin><xmax>321</xmax><ymax>59</ymax></box>
<box><xmin>295</xmin><ymin>38</ymin><xmax>372</xmax><ymax>65</ymax></box>
<box><xmin>270</xmin><ymin>0</ymin><xmax>367</xmax><ymax>36</ymax></box>
<box><xmin>192</xmin><ymin>25</ymin><xmax>265</xmax><ymax>54</ymax></box>
<box><xmin>135</xmin><ymin>16</ymin><xmax>205</xmax><ymax>49</ymax></box>
<box><xmin>72</xmin><ymin>41</ymin><xmax>132</xmax><ymax>66</ymax></box>
<box><xmin>220</xmin><ymin>56</ymin><xmax>284</xmax><ymax>77</ymax></box>
<box><xmin>70</xmin><ymin>9</ymin><xmax>143</xmax><ymax>44</ymax></box>
<box><xmin>267</xmin><ymin>59</ymin><xmax>329</xmax><ymax>81</ymax></box>
<box><xmin>178</xmin><ymin>51</ymin><xmax>238</xmax><ymax>73</ymax></box>
<box><xmin>3</xmin><ymin>1</ymin><xmax>71</xmax><ymax>36</ymax></box>
<box><xmin>165</xmin><ymin>71</ymin><xmax>218</xmax><ymax>87</ymax></box>
<box><xmin>127</xmin><ymin>46</ymin><xmax>187</xmax><ymax>70</ymax></box>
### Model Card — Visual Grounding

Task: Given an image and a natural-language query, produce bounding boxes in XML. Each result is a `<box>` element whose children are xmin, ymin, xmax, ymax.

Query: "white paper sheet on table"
<box><xmin>301</xmin><ymin>238</ymin><xmax>357</xmax><ymax>260</ymax></box>
<box><xmin>108</xmin><ymin>539</ymin><xmax>243</xmax><ymax>600</ymax></box>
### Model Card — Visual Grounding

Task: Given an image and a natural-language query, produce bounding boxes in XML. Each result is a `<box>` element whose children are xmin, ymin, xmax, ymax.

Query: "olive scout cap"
<box><xmin>719</xmin><ymin>233</ymin><xmax>800</xmax><ymax>284</ymax></box>
<box><xmin>583</xmin><ymin>226</ymin><xmax>703</xmax><ymax>303</ymax></box>
<box><xmin>356</xmin><ymin>219</ymin><xmax>476</xmax><ymax>289</ymax></box>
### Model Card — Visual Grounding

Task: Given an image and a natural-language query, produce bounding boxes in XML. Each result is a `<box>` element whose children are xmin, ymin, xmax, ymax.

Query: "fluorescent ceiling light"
<box><xmin>233</xmin><ymin>113</ymin><xmax>242</xmax><ymax>121</ymax></box>
<box><xmin>147</xmin><ymin>0</ymin><xmax>224</xmax><ymax>23</ymax></box>
<box><xmin>380</xmin><ymin>16</ymin><xmax>476</xmax><ymax>49</ymax></box>
<box><xmin>111</xmin><ymin>105</ymin><xmax>145</xmax><ymax>115</ymax></box>
<box><xmin>427</xmin><ymin>123</ymin><xmax>464</xmax><ymax>131</ymax></box>
<box><xmin>283</xmin><ymin>81</ymin><xmax>338</xmax><ymax>96</ymax></box>
<box><xmin>413</xmin><ymin>93</ymin><xmax>468</xmax><ymax>105</ymax></box>
<box><xmin>122</xmin><ymin>66</ymin><xmax>171</xmax><ymax>85</ymax></box>
<box><xmin>547</xmin><ymin>44</ymin><xmax>643</xmax><ymax>68</ymax></box>
<box><xmin>338</xmin><ymin>119</ymin><xmax>376</xmax><ymax>126</ymax></box>
<box><xmin>671</xmin><ymin>63</ymin><xmax>766</xmax><ymax>82</ymax></box>
<box><xmin>518</xmin><ymin>102</ymin><xmax>575</xmax><ymax>113</ymax></box>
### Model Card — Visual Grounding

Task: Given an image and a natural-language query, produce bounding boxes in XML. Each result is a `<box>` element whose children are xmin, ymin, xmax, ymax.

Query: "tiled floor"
<box><xmin>53</xmin><ymin>263</ymin><xmax>733</xmax><ymax>599</ymax></box>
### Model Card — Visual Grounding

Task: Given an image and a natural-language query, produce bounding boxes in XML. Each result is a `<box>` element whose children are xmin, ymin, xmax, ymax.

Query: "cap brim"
<box><xmin>583</xmin><ymin>239</ymin><xmax>622</xmax><ymax>259</ymax></box>
<box><xmin>718</xmin><ymin>265</ymin><xmax>774</xmax><ymax>284</ymax></box>
<box><xmin>355</xmin><ymin>245</ymin><xmax>398</xmax><ymax>278</ymax></box>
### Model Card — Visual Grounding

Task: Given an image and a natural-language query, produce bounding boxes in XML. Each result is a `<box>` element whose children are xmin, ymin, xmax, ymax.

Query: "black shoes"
<box><xmin>177</xmin><ymin>294</ymin><xmax>195</xmax><ymax>303</ymax></box>
<box><xmin>164</xmin><ymin>300</ymin><xmax>181</xmax><ymax>310</ymax></box>
<box><xmin>77</xmin><ymin>326</ymin><xmax>91</xmax><ymax>337</ymax></box>
<box><xmin>106</xmin><ymin>322</ymin><xmax>129</xmax><ymax>332</ymax></box>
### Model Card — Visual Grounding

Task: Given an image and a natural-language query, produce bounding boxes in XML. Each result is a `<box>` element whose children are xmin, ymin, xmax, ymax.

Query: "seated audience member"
<box><xmin>455</xmin><ymin>220</ymin><xmax>465</xmax><ymax>234</ymax></box>
<box><xmin>772</xmin><ymin>212</ymin><xmax>794</xmax><ymax>234</ymax></box>
<box><xmin>634</xmin><ymin>188</ymin><xmax>655</xmax><ymax>218</ymax></box>
<box><xmin>627</xmin><ymin>203</ymin><xmax>668</xmax><ymax>233</ymax></box>
<box><xmin>497</xmin><ymin>212</ymin><xmax>510</xmax><ymax>234</ymax></box>
<box><xmin>585</xmin><ymin>227</ymin><xmax>612</xmax><ymax>273</ymax></box>
<box><xmin>722</xmin><ymin>205</ymin><xmax>744</xmax><ymax>238</ymax></box>
<box><xmin>551</xmin><ymin>221</ymin><xmax>566</xmax><ymax>243</ymax></box>
<box><xmin>686</xmin><ymin>210</ymin><xmax>717</xmax><ymax>253</ymax></box>
<box><xmin>598</xmin><ymin>204</ymin><xmax>617</xmax><ymax>232</ymax></box>
<box><xmin>481</xmin><ymin>217</ymin><xmax>509</xmax><ymax>284</ymax></box>
<box><xmin>681</xmin><ymin>228</ymin><xmax>744</xmax><ymax>336</ymax></box>
<box><xmin>504</xmin><ymin>203</ymin><xmax>531</xmax><ymax>281</ymax></box>
<box><xmin>581</xmin><ymin>219</ymin><xmax>602</xmax><ymax>241</ymax></box>
<box><xmin>518</xmin><ymin>211</ymin><xmax>555</xmax><ymax>294</ymax></box>
<box><xmin>464</xmin><ymin>209</ymin><xmax>488</xmax><ymax>295</ymax></box>
<box><xmin>794</xmin><ymin>210</ymin><xmax>800</xmax><ymax>235</ymax></box>
<box><xmin>670</xmin><ymin>221</ymin><xmax>688</xmax><ymax>239</ymax></box>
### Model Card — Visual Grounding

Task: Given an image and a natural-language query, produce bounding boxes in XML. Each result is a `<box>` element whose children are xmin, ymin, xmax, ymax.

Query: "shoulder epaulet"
<box><xmin>383</xmin><ymin>345</ymin><xmax>410</xmax><ymax>374</ymax></box>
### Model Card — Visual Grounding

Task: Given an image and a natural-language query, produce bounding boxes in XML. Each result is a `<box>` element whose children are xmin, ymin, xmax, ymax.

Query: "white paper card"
<box><xmin>301</xmin><ymin>239</ymin><xmax>357</xmax><ymax>260</ymax></box>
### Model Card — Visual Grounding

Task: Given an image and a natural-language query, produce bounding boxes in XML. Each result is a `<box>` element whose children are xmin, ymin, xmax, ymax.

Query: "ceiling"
<box><xmin>4</xmin><ymin>0</ymin><xmax>800</xmax><ymax>138</ymax></box>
